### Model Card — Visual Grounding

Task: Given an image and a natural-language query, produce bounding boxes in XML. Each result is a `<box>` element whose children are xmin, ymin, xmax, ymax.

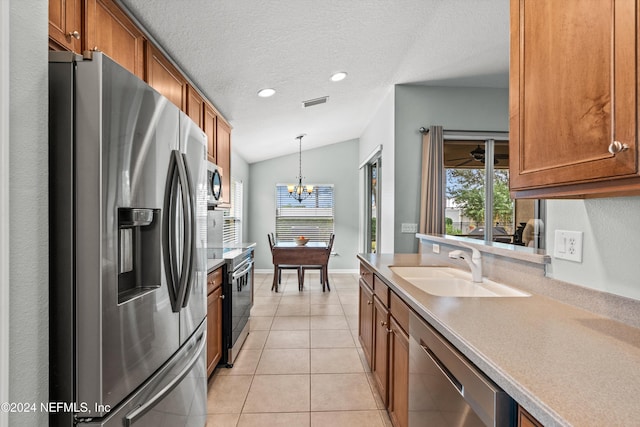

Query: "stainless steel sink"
<box><xmin>389</xmin><ymin>266</ymin><xmax>529</xmax><ymax>298</ymax></box>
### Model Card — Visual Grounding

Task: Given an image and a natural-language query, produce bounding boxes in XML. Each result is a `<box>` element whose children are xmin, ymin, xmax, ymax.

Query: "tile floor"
<box><xmin>206</xmin><ymin>271</ymin><xmax>392</xmax><ymax>427</ymax></box>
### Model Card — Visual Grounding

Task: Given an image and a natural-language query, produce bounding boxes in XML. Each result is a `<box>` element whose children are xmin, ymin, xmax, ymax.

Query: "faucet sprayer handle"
<box><xmin>448</xmin><ymin>250</ymin><xmax>464</xmax><ymax>259</ymax></box>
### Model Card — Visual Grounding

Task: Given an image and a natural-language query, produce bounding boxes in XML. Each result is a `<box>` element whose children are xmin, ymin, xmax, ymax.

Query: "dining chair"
<box><xmin>268</xmin><ymin>233</ymin><xmax>301</xmax><ymax>290</ymax></box>
<box><xmin>301</xmin><ymin>233</ymin><xmax>334</xmax><ymax>292</ymax></box>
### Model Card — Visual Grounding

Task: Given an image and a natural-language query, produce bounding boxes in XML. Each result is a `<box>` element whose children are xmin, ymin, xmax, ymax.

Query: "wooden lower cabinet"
<box><xmin>358</xmin><ymin>263</ymin><xmax>410</xmax><ymax>427</ymax></box>
<box><xmin>388</xmin><ymin>316</ymin><xmax>409</xmax><ymax>427</ymax></box>
<box><xmin>372</xmin><ymin>295</ymin><xmax>389</xmax><ymax>405</ymax></box>
<box><xmin>518</xmin><ymin>405</ymin><xmax>544</xmax><ymax>427</ymax></box>
<box><xmin>358</xmin><ymin>278</ymin><xmax>374</xmax><ymax>368</ymax></box>
<box><xmin>207</xmin><ymin>268</ymin><xmax>223</xmax><ymax>377</ymax></box>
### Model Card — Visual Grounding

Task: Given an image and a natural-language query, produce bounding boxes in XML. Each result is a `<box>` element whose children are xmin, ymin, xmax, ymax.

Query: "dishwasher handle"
<box><xmin>421</xmin><ymin>343</ymin><xmax>463</xmax><ymax>395</ymax></box>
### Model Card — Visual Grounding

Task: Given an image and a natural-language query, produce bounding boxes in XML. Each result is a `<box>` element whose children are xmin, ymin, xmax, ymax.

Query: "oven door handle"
<box><xmin>232</xmin><ymin>260</ymin><xmax>253</xmax><ymax>279</ymax></box>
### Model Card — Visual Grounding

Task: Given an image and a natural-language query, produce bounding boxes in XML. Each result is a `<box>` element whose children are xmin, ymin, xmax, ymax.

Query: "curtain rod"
<box><xmin>419</xmin><ymin>127</ymin><xmax>509</xmax><ymax>140</ymax></box>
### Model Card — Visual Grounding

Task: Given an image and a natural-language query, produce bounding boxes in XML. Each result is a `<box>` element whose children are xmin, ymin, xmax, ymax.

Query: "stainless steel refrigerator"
<box><xmin>49</xmin><ymin>51</ymin><xmax>207</xmax><ymax>427</ymax></box>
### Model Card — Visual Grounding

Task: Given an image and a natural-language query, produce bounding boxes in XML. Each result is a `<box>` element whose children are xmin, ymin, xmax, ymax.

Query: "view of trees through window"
<box><xmin>443</xmin><ymin>137</ymin><xmax>541</xmax><ymax>247</ymax></box>
<box><xmin>446</xmin><ymin>168</ymin><xmax>514</xmax><ymax>242</ymax></box>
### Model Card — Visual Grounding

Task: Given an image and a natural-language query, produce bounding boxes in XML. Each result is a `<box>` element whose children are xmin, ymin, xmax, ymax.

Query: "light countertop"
<box><xmin>358</xmin><ymin>253</ymin><xmax>640</xmax><ymax>427</ymax></box>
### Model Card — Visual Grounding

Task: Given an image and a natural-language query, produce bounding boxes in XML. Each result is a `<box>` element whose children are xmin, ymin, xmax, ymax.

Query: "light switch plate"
<box><xmin>432</xmin><ymin>243</ymin><xmax>440</xmax><ymax>254</ymax></box>
<box><xmin>553</xmin><ymin>230</ymin><xmax>583</xmax><ymax>262</ymax></box>
<box><xmin>401</xmin><ymin>223</ymin><xmax>418</xmax><ymax>233</ymax></box>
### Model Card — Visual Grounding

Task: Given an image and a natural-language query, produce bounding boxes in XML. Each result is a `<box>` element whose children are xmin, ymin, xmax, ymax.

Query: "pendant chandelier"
<box><xmin>288</xmin><ymin>134</ymin><xmax>314</xmax><ymax>203</ymax></box>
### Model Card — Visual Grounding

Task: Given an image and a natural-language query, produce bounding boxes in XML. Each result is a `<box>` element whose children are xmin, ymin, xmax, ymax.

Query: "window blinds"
<box><xmin>275</xmin><ymin>184</ymin><xmax>334</xmax><ymax>243</ymax></box>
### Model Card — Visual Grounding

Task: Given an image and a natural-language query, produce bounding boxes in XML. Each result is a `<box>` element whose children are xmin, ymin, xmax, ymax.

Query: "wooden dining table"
<box><xmin>270</xmin><ymin>241</ymin><xmax>329</xmax><ymax>292</ymax></box>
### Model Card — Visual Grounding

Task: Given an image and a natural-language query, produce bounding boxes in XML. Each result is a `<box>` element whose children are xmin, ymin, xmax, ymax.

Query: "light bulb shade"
<box><xmin>287</xmin><ymin>185</ymin><xmax>294</xmax><ymax>194</ymax></box>
<box><xmin>306</xmin><ymin>185</ymin><xmax>314</xmax><ymax>193</ymax></box>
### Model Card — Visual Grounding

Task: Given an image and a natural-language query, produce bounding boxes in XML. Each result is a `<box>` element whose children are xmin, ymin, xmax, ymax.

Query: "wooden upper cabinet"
<box><xmin>146</xmin><ymin>43</ymin><xmax>186</xmax><ymax>110</ymax></box>
<box><xmin>186</xmin><ymin>85</ymin><xmax>204</xmax><ymax>129</ymax></box>
<box><xmin>217</xmin><ymin>118</ymin><xmax>232</xmax><ymax>205</ymax></box>
<box><xmin>510</xmin><ymin>0</ymin><xmax>640</xmax><ymax>198</ymax></box>
<box><xmin>49</xmin><ymin>0</ymin><xmax>82</xmax><ymax>52</ymax></box>
<box><xmin>204</xmin><ymin>103</ymin><xmax>218</xmax><ymax>164</ymax></box>
<box><xmin>84</xmin><ymin>0</ymin><xmax>145</xmax><ymax>79</ymax></box>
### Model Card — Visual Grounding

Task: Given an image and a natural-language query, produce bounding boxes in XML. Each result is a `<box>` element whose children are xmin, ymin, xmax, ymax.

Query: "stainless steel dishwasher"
<box><xmin>409</xmin><ymin>312</ymin><xmax>515</xmax><ymax>426</ymax></box>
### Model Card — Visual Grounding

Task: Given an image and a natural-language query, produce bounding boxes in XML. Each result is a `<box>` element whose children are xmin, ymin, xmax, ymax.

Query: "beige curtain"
<box><xmin>418</xmin><ymin>126</ymin><xmax>445</xmax><ymax>239</ymax></box>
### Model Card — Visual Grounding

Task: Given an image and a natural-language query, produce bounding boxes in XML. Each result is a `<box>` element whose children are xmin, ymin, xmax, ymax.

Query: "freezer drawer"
<box><xmin>80</xmin><ymin>322</ymin><xmax>207</xmax><ymax>427</ymax></box>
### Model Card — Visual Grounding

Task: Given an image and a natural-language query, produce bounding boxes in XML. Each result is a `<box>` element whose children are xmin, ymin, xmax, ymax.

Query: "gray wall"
<box><xmin>248</xmin><ymin>139</ymin><xmax>360</xmax><ymax>271</ymax></box>
<box><xmin>546</xmin><ymin>198</ymin><xmax>640</xmax><ymax>300</ymax></box>
<box><xmin>358</xmin><ymin>88</ymin><xmax>395</xmax><ymax>254</ymax></box>
<box><xmin>9</xmin><ymin>0</ymin><xmax>49</xmax><ymax>426</ymax></box>
<box><xmin>393</xmin><ymin>84</ymin><xmax>510</xmax><ymax>253</ymax></box>
<box><xmin>231</xmin><ymin>147</ymin><xmax>250</xmax><ymax>241</ymax></box>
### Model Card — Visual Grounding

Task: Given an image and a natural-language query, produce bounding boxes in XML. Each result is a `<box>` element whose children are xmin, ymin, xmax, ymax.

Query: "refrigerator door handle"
<box><xmin>179</xmin><ymin>153</ymin><xmax>197</xmax><ymax>308</ymax></box>
<box><xmin>162</xmin><ymin>150</ymin><xmax>193</xmax><ymax>313</ymax></box>
<box><xmin>123</xmin><ymin>330</ymin><xmax>206</xmax><ymax>426</ymax></box>
<box><xmin>174</xmin><ymin>151</ymin><xmax>193</xmax><ymax>310</ymax></box>
<box><xmin>162</xmin><ymin>150</ymin><xmax>181</xmax><ymax>312</ymax></box>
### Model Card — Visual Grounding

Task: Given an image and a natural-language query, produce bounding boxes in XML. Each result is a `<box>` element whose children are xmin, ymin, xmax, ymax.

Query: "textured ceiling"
<box><xmin>119</xmin><ymin>0</ymin><xmax>509</xmax><ymax>163</ymax></box>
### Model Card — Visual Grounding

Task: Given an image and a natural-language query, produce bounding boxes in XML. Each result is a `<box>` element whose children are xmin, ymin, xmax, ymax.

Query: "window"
<box><xmin>362</xmin><ymin>149</ymin><xmax>381</xmax><ymax>253</ymax></box>
<box><xmin>443</xmin><ymin>132</ymin><xmax>544</xmax><ymax>248</ymax></box>
<box><xmin>275</xmin><ymin>184</ymin><xmax>334</xmax><ymax>242</ymax></box>
<box><xmin>223</xmin><ymin>178</ymin><xmax>243</xmax><ymax>244</ymax></box>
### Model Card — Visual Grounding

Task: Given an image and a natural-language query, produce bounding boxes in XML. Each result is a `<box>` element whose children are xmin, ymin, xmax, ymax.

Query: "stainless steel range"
<box><xmin>207</xmin><ymin>246</ymin><xmax>254</xmax><ymax>366</ymax></box>
<box><xmin>206</xmin><ymin>211</ymin><xmax>254</xmax><ymax>367</ymax></box>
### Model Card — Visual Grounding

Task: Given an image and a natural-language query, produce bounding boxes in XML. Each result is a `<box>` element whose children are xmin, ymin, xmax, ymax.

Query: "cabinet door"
<box><xmin>204</xmin><ymin>103</ymin><xmax>217</xmax><ymax>164</ymax></box>
<box><xmin>49</xmin><ymin>0</ymin><xmax>82</xmax><ymax>52</ymax></box>
<box><xmin>518</xmin><ymin>405</ymin><xmax>544</xmax><ymax>427</ymax></box>
<box><xmin>388</xmin><ymin>316</ymin><xmax>409</xmax><ymax>427</ymax></box>
<box><xmin>510</xmin><ymin>0</ymin><xmax>638</xmax><ymax>197</ymax></box>
<box><xmin>186</xmin><ymin>85</ymin><xmax>204</xmax><ymax>129</ymax></box>
<box><xmin>216</xmin><ymin>119</ymin><xmax>232</xmax><ymax>205</ymax></box>
<box><xmin>358</xmin><ymin>279</ymin><xmax>374</xmax><ymax>369</ymax></box>
<box><xmin>146</xmin><ymin>43</ymin><xmax>186</xmax><ymax>110</ymax></box>
<box><xmin>372</xmin><ymin>296</ymin><xmax>389</xmax><ymax>405</ymax></box>
<box><xmin>84</xmin><ymin>0</ymin><xmax>145</xmax><ymax>79</ymax></box>
<box><xmin>207</xmin><ymin>286</ymin><xmax>223</xmax><ymax>377</ymax></box>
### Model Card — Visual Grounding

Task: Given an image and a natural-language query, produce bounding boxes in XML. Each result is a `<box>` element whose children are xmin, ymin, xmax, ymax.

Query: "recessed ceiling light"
<box><xmin>257</xmin><ymin>88</ymin><xmax>276</xmax><ymax>98</ymax></box>
<box><xmin>330</xmin><ymin>72</ymin><xmax>348</xmax><ymax>82</ymax></box>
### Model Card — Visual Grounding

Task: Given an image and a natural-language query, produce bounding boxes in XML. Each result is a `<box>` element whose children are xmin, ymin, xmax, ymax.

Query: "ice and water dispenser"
<box><xmin>117</xmin><ymin>207</ymin><xmax>161</xmax><ymax>303</ymax></box>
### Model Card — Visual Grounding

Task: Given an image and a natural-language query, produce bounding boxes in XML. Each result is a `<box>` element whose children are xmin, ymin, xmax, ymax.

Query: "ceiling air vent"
<box><xmin>302</xmin><ymin>96</ymin><xmax>329</xmax><ymax>108</ymax></box>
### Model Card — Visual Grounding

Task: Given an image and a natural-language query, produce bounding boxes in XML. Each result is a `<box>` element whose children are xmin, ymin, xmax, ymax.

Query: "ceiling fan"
<box><xmin>449</xmin><ymin>145</ymin><xmax>509</xmax><ymax>167</ymax></box>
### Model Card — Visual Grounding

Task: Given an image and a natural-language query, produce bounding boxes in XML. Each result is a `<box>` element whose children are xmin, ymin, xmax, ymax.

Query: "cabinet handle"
<box><xmin>67</xmin><ymin>30</ymin><xmax>80</xmax><ymax>40</ymax></box>
<box><xmin>386</xmin><ymin>328</ymin><xmax>393</xmax><ymax>334</ymax></box>
<box><xmin>219</xmin><ymin>294</ymin><xmax>225</xmax><ymax>299</ymax></box>
<box><xmin>367</xmin><ymin>300</ymin><xmax>373</xmax><ymax>305</ymax></box>
<box><xmin>380</xmin><ymin>321</ymin><xmax>387</xmax><ymax>327</ymax></box>
<box><xmin>608</xmin><ymin>140</ymin><xmax>629</xmax><ymax>155</ymax></box>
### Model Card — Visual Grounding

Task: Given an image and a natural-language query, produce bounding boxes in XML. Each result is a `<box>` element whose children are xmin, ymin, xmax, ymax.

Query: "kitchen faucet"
<box><xmin>448</xmin><ymin>246</ymin><xmax>483</xmax><ymax>283</ymax></box>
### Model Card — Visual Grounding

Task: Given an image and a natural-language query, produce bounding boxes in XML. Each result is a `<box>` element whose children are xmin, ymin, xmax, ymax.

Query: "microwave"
<box><xmin>207</xmin><ymin>162</ymin><xmax>222</xmax><ymax>206</ymax></box>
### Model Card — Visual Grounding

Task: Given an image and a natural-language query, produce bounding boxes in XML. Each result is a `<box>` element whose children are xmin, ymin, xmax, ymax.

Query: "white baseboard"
<box><xmin>254</xmin><ymin>268</ymin><xmax>359</xmax><ymax>275</ymax></box>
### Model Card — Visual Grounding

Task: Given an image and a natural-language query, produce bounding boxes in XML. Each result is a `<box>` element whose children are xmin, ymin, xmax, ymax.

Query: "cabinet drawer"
<box><xmin>390</xmin><ymin>291</ymin><xmax>409</xmax><ymax>334</ymax></box>
<box><xmin>373</xmin><ymin>274</ymin><xmax>389</xmax><ymax>307</ymax></box>
<box><xmin>207</xmin><ymin>267</ymin><xmax>224</xmax><ymax>295</ymax></box>
<box><xmin>360</xmin><ymin>263</ymin><xmax>374</xmax><ymax>289</ymax></box>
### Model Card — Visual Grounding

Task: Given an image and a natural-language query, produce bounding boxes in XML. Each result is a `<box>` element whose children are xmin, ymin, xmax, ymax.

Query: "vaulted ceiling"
<box><xmin>120</xmin><ymin>0</ymin><xmax>509</xmax><ymax>163</ymax></box>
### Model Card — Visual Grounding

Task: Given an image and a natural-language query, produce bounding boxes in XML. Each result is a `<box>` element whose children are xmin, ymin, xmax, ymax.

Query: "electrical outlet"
<box><xmin>401</xmin><ymin>223</ymin><xmax>418</xmax><ymax>233</ymax></box>
<box><xmin>553</xmin><ymin>230</ymin><xmax>583</xmax><ymax>262</ymax></box>
<box><xmin>433</xmin><ymin>243</ymin><xmax>440</xmax><ymax>254</ymax></box>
